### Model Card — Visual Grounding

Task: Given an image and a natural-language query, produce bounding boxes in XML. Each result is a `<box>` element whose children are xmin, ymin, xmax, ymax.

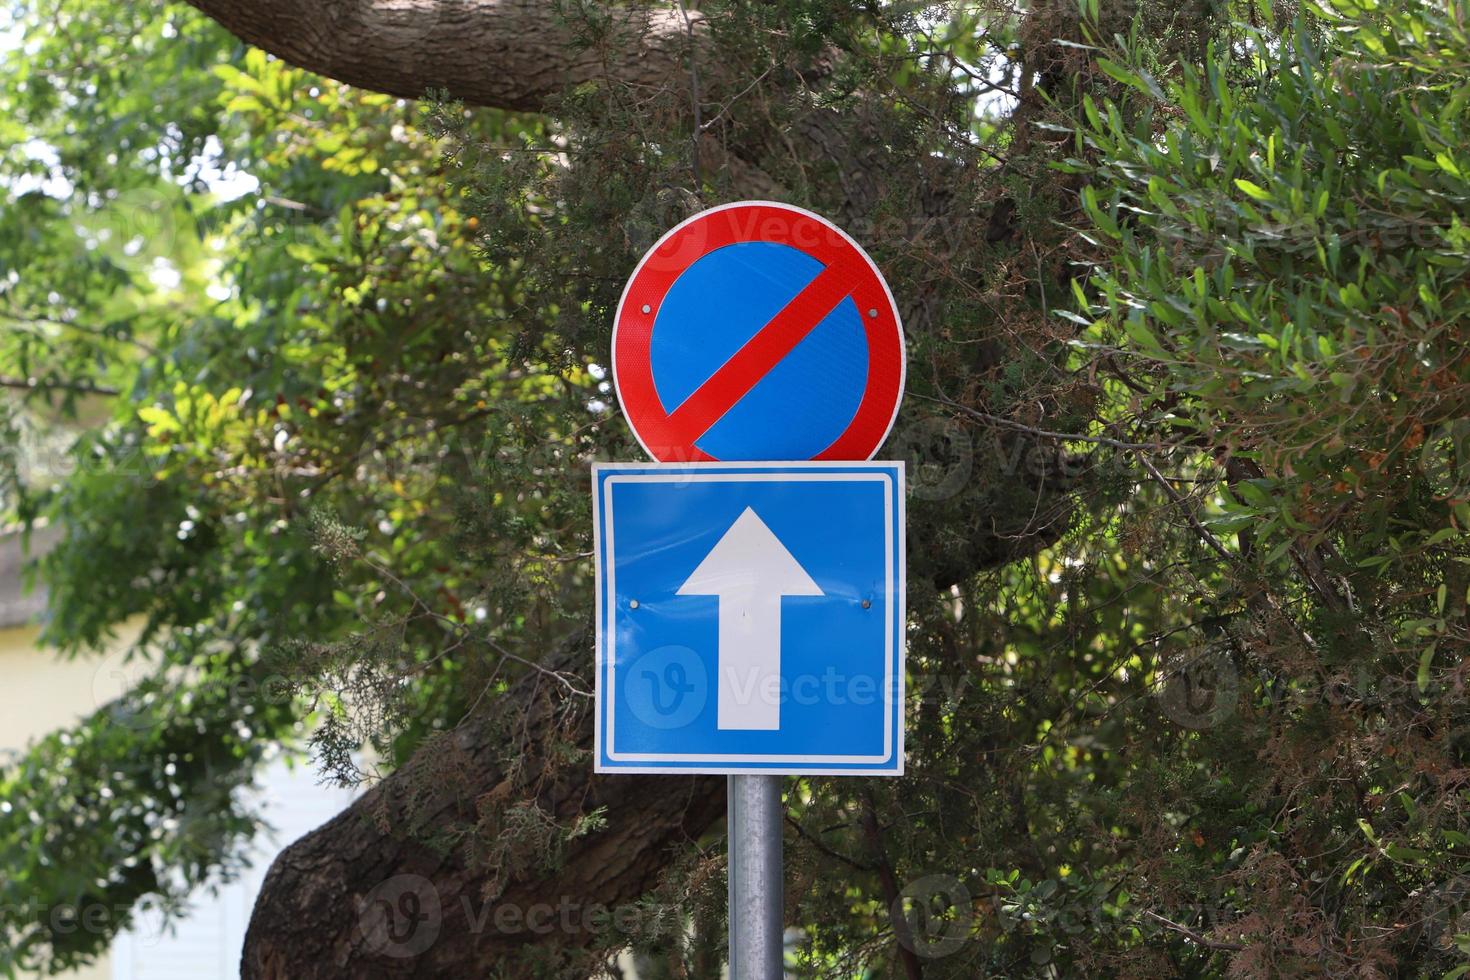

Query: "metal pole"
<box><xmin>728</xmin><ymin>774</ymin><xmax>783</xmax><ymax>980</ymax></box>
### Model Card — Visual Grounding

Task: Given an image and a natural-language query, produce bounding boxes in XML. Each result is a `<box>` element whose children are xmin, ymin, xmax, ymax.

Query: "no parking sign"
<box><xmin>611</xmin><ymin>201</ymin><xmax>905</xmax><ymax>462</ymax></box>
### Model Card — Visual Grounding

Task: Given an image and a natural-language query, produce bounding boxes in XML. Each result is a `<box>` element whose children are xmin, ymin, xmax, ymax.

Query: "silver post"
<box><xmin>728</xmin><ymin>774</ymin><xmax>783</xmax><ymax>979</ymax></box>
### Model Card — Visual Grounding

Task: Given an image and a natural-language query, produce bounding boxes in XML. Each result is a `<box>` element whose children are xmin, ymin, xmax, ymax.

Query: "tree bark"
<box><xmin>183</xmin><ymin>0</ymin><xmax>695</xmax><ymax>113</ymax></box>
<box><xmin>241</xmin><ymin>643</ymin><xmax>724</xmax><ymax>978</ymax></box>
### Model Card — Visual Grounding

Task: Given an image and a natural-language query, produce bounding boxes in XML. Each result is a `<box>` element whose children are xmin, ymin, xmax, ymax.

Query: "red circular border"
<box><xmin>612</xmin><ymin>201</ymin><xmax>905</xmax><ymax>462</ymax></box>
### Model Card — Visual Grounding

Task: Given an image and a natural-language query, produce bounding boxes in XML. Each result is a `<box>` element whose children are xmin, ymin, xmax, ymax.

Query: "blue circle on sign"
<box><xmin>648</xmin><ymin>241</ymin><xmax>869</xmax><ymax>460</ymax></box>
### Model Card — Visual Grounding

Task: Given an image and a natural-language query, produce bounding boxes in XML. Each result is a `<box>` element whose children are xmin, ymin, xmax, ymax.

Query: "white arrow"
<box><xmin>678</xmin><ymin>507</ymin><xmax>823</xmax><ymax>731</ymax></box>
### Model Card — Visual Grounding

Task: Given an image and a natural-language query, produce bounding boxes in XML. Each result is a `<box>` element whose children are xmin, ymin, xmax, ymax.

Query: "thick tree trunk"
<box><xmin>241</xmin><ymin>644</ymin><xmax>724</xmax><ymax>978</ymax></box>
<box><xmin>183</xmin><ymin>0</ymin><xmax>696</xmax><ymax>113</ymax></box>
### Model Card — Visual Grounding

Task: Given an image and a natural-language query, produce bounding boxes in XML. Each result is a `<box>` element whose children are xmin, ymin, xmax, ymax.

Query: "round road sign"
<box><xmin>612</xmin><ymin>201</ymin><xmax>904</xmax><ymax>462</ymax></box>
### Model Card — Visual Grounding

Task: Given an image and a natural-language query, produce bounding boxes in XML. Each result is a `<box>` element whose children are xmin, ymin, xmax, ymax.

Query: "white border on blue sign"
<box><xmin>591</xmin><ymin>460</ymin><xmax>906</xmax><ymax>775</ymax></box>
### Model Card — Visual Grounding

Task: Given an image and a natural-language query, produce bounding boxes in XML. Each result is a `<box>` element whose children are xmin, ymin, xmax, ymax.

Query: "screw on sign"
<box><xmin>612</xmin><ymin>201</ymin><xmax>905</xmax><ymax>462</ymax></box>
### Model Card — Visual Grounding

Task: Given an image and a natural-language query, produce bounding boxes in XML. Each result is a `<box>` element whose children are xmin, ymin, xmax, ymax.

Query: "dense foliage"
<box><xmin>1057</xmin><ymin>1</ymin><xmax>1470</xmax><ymax>972</ymax></box>
<box><xmin>0</xmin><ymin>3</ymin><xmax>561</xmax><ymax>968</ymax></box>
<box><xmin>0</xmin><ymin>0</ymin><xmax>1467</xmax><ymax>977</ymax></box>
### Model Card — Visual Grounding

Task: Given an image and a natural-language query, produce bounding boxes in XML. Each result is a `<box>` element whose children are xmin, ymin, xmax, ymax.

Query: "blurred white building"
<box><xmin>0</xmin><ymin>530</ymin><xmax>355</xmax><ymax>980</ymax></box>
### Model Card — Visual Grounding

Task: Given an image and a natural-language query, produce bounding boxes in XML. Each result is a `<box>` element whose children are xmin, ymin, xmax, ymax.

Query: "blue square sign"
<box><xmin>592</xmin><ymin>461</ymin><xmax>905</xmax><ymax>775</ymax></box>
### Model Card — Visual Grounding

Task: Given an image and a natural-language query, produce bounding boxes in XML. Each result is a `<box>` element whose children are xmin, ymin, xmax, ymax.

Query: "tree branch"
<box><xmin>183</xmin><ymin>0</ymin><xmax>697</xmax><ymax>113</ymax></box>
<box><xmin>1141</xmin><ymin>910</ymin><xmax>1246</xmax><ymax>952</ymax></box>
<box><xmin>0</xmin><ymin>375</ymin><xmax>120</xmax><ymax>396</ymax></box>
<box><xmin>860</xmin><ymin>793</ymin><xmax>924</xmax><ymax>980</ymax></box>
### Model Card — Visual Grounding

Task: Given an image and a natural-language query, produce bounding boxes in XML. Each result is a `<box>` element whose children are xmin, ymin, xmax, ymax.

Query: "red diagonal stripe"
<box><xmin>664</xmin><ymin>259</ymin><xmax>859</xmax><ymax>446</ymax></box>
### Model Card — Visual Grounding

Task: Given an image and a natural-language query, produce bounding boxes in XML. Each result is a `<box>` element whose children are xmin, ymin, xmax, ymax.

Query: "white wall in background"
<box><xmin>111</xmin><ymin>759</ymin><xmax>356</xmax><ymax>980</ymax></box>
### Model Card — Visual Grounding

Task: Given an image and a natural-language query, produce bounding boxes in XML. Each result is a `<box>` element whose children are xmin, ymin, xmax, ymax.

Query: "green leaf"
<box><xmin>1095</xmin><ymin>57</ymin><xmax>1164</xmax><ymax>100</ymax></box>
<box><xmin>1082</xmin><ymin>93</ymin><xmax>1103</xmax><ymax>132</ymax></box>
<box><xmin>1385</xmin><ymin>845</ymin><xmax>1429</xmax><ymax>863</ymax></box>
<box><xmin>1418</xmin><ymin>643</ymin><xmax>1437</xmax><ymax>694</ymax></box>
<box><xmin>1234</xmin><ymin>178</ymin><xmax>1274</xmax><ymax>201</ymax></box>
<box><xmin>1122</xmin><ymin>316</ymin><xmax>1164</xmax><ymax>354</ymax></box>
